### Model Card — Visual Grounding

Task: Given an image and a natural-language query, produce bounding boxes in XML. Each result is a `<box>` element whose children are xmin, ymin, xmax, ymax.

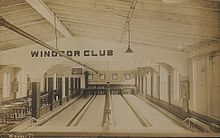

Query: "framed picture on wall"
<box><xmin>181</xmin><ymin>80</ymin><xmax>190</xmax><ymax>99</ymax></box>
<box><xmin>112</xmin><ymin>74</ymin><xmax>118</xmax><ymax>80</ymax></box>
<box><xmin>88</xmin><ymin>74</ymin><xmax>93</xmax><ymax>80</ymax></box>
<box><xmin>124</xmin><ymin>73</ymin><xmax>131</xmax><ymax>80</ymax></box>
<box><xmin>99</xmin><ymin>74</ymin><xmax>105</xmax><ymax>80</ymax></box>
<box><xmin>72</xmin><ymin>68</ymin><xmax>82</xmax><ymax>75</ymax></box>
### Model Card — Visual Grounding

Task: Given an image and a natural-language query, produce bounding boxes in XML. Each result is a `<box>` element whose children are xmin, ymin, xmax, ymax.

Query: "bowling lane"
<box><xmin>76</xmin><ymin>95</ymin><xmax>105</xmax><ymax>128</ymax></box>
<box><xmin>124</xmin><ymin>95</ymin><xmax>186</xmax><ymax>128</ymax></box>
<box><xmin>43</xmin><ymin>95</ymin><xmax>92</xmax><ymax>127</ymax></box>
<box><xmin>112</xmin><ymin>95</ymin><xmax>142</xmax><ymax>129</ymax></box>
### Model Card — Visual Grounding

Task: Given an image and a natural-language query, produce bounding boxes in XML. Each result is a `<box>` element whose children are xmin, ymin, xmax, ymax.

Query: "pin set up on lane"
<box><xmin>11</xmin><ymin>93</ymin><xmax>192</xmax><ymax>136</ymax></box>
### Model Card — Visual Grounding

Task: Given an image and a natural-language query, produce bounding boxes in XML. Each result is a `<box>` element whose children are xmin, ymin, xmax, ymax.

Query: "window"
<box><xmin>112</xmin><ymin>74</ymin><xmax>118</xmax><ymax>80</ymax></box>
<box><xmin>3</xmin><ymin>72</ymin><xmax>10</xmax><ymax>98</ymax></box>
<box><xmin>17</xmin><ymin>71</ymin><xmax>28</xmax><ymax>98</ymax></box>
<box><xmin>72</xmin><ymin>68</ymin><xmax>82</xmax><ymax>75</ymax></box>
<box><xmin>99</xmin><ymin>74</ymin><xmax>105</xmax><ymax>80</ymax></box>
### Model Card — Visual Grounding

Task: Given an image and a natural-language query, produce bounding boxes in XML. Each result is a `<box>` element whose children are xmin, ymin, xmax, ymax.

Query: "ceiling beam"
<box><xmin>139</xmin><ymin>0</ymin><xmax>220</xmax><ymax>11</ymax></box>
<box><xmin>0</xmin><ymin>30</ymin><xmax>61</xmax><ymax>44</ymax></box>
<box><xmin>46</xmin><ymin>5</ymin><xmax>220</xmax><ymax>28</ymax></box>
<box><xmin>0</xmin><ymin>16</ymin><xmax>98</xmax><ymax>73</ymax></box>
<box><xmin>74</xmin><ymin>32</ymin><xmax>185</xmax><ymax>52</ymax></box>
<box><xmin>62</xmin><ymin>18</ymin><xmax>219</xmax><ymax>42</ymax></box>
<box><xmin>0</xmin><ymin>20</ymin><xmax>48</xmax><ymax>33</ymax></box>
<box><xmin>25</xmin><ymin>0</ymin><xmax>74</xmax><ymax>37</ymax></box>
<box><xmin>45</xmin><ymin>0</ymin><xmax>220</xmax><ymax>19</ymax></box>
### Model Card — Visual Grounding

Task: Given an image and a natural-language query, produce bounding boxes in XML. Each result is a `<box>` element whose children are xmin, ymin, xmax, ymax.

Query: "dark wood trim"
<box><xmin>146</xmin><ymin>96</ymin><xmax>220</xmax><ymax>132</ymax></box>
<box><xmin>87</xmin><ymin>84</ymin><xmax>135</xmax><ymax>88</ymax></box>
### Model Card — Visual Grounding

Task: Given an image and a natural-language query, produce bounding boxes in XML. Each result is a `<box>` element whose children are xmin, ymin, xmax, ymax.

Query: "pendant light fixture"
<box><xmin>125</xmin><ymin>22</ymin><xmax>134</xmax><ymax>53</ymax></box>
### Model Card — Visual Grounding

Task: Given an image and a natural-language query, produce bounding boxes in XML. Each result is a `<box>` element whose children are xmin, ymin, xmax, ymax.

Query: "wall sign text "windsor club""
<box><xmin>30</xmin><ymin>50</ymin><xmax>114</xmax><ymax>57</ymax></box>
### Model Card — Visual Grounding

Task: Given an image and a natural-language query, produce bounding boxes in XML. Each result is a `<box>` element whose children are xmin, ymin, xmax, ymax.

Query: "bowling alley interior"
<box><xmin>0</xmin><ymin>0</ymin><xmax>220</xmax><ymax>137</ymax></box>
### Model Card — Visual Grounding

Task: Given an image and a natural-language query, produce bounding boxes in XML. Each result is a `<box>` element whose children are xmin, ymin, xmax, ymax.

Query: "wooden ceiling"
<box><xmin>0</xmin><ymin>0</ymin><xmax>220</xmax><ymax>52</ymax></box>
<box><xmin>0</xmin><ymin>0</ymin><xmax>64</xmax><ymax>50</ymax></box>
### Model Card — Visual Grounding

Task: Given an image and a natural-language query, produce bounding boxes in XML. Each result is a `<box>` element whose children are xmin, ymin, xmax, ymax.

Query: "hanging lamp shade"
<box><xmin>125</xmin><ymin>46</ymin><xmax>134</xmax><ymax>53</ymax></box>
<box><xmin>125</xmin><ymin>22</ymin><xmax>134</xmax><ymax>53</ymax></box>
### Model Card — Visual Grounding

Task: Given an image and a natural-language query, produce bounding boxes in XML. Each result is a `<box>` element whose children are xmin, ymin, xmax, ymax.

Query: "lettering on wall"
<box><xmin>30</xmin><ymin>50</ymin><xmax>114</xmax><ymax>57</ymax></box>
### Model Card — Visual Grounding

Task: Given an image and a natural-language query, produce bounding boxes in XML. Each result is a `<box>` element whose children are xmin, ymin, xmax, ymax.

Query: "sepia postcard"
<box><xmin>0</xmin><ymin>0</ymin><xmax>220</xmax><ymax>137</ymax></box>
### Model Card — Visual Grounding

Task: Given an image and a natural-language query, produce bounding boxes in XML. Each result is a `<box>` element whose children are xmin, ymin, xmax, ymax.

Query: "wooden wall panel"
<box><xmin>195</xmin><ymin>58</ymin><xmax>207</xmax><ymax>114</ymax></box>
<box><xmin>212</xmin><ymin>55</ymin><xmax>220</xmax><ymax>118</ymax></box>
<box><xmin>159</xmin><ymin>66</ymin><xmax>169</xmax><ymax>102</ymax></box>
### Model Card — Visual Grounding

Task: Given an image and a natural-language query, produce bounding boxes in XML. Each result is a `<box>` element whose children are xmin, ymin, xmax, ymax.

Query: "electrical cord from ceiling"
<box><xmin>119</xmin><ymin>0</ymin><xmax>137</xmax><ymax>43</ymax></box>
<box><xmin>125</xmin><ymin>22</ymin><xmax>134</xmax><ymax>53</ymax></box>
